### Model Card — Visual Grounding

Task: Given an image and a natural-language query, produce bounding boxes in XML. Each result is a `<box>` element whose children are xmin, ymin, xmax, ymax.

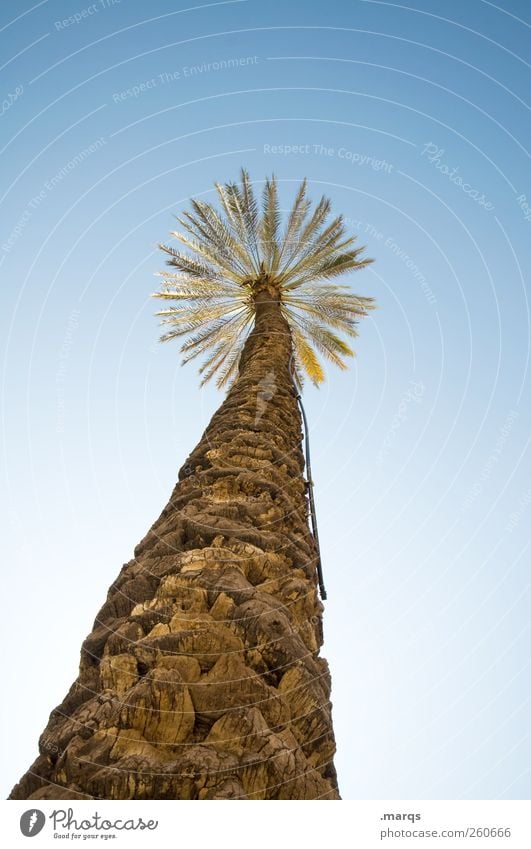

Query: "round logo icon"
<box><xmin>20</xmin><ymin>809</ymin><xmax>46</xmax><ymax>837</ymax></box>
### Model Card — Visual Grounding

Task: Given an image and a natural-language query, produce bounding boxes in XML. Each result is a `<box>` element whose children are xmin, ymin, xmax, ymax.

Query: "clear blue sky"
<box><xmin>1</xmin><ymin>0</ymin><xmax>530</xmax><ymax>799</ymax></box>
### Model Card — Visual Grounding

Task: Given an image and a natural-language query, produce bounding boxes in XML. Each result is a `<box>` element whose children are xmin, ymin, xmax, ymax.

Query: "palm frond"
<box><xmin>222</xmin><ymin>173</ymin><xmax>261</xmax><ymax>274</ymax></box>
<box><xmin>180</xmin><ymin>309</ymin><xmax>251</xmax><ymax>360</ymax></box>
<box><xmin>240</xmin><ymin>168</ymin><xmax>260</xmax><ymax>268</ymax></box>
<box><xmin>290</xmin><ymin>313</ymin><xmax>354</xmax><ymax>370</ymax></box>
<box><xmin>154</xmin><ymin>171</ymin><xmax>374</xmax><ymax>387</ymax></box>
<box><xmin>158</xmin><ymin>243</ymin><xmax>220</xmax><ymax>281</ymax></box>
<box><xmin>277</xmin><ymin>179</ymin><xmax>311</xmax><ymax>269</ymax></box>
<box><xmin>292</xmin><ymin>330</ymin><xmax>325</xmax><ymax>386</ymax></box>
<box><xmin>216</xmin><ymin>341</ymin><xmax>246</xmax><ymax>388</ymax></box>
<box><xmin>259</xmin><ymin>176</ymin><xmax>281</xmax><ymax>268</ymax></box>
<box><xmin>182</xmin><ymin>200</ymin><xmax>254</xmax><ymax>277</ymax></box>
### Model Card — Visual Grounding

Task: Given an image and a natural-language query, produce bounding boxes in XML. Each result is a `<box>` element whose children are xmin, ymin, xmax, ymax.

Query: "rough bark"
<box><xmin>10</xmin><ymin>288</ymin><xmax>340</xmax><ymax>800</ymax></box>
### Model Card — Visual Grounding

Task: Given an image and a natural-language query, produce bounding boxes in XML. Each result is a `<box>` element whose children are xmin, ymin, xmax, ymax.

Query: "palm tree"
<box><xmin>10</xmin><ymin>171</ymin><xmax>374</xmax><ymax>800</ymax></box>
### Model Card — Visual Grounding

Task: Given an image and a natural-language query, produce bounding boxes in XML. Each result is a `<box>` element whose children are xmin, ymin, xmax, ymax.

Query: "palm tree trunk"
<box><xmin>10</xmin><ymin>290</ymin><xmax>340</xmax><ymax>800</ymax></box>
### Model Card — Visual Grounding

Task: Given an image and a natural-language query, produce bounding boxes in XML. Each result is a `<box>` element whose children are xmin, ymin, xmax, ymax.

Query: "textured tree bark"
<box><xmin>10</xmin><ymin>289</ymin><xmax>340</xmax><ymax>800</ymax></box>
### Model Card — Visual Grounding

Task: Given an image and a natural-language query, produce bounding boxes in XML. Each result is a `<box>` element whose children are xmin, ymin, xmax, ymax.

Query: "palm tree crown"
<box><xmin>154</xmin><ymin>169</ymin><xmax>374</xmax><ymax>388</ymax></box>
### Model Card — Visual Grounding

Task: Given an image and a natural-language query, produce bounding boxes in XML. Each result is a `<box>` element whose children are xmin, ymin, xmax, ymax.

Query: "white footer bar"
<box><xmin>2</xmin><ymin>800</ymin><xmax>530</xmax><ymax>848</ymax></box>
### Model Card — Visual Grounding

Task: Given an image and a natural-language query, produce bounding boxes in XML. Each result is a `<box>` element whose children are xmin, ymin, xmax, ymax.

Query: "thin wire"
<box><xmin>296</xmin><ymin>392</ymin><xmax>327</xmax><ymax>600</ymax></box>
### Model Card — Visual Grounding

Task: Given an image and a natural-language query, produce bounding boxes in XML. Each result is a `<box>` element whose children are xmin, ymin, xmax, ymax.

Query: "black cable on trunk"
<box><xmin>296</xmin><ymin>393</ymin><xmax>327</xmax><ymax>601</ymax></box>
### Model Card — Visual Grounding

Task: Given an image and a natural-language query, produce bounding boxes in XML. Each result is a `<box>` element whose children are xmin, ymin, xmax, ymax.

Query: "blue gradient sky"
<box><xmin>1</xmin><ymin>0</ymin><xmax>530</xmax><ymax>800</ymax></box>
